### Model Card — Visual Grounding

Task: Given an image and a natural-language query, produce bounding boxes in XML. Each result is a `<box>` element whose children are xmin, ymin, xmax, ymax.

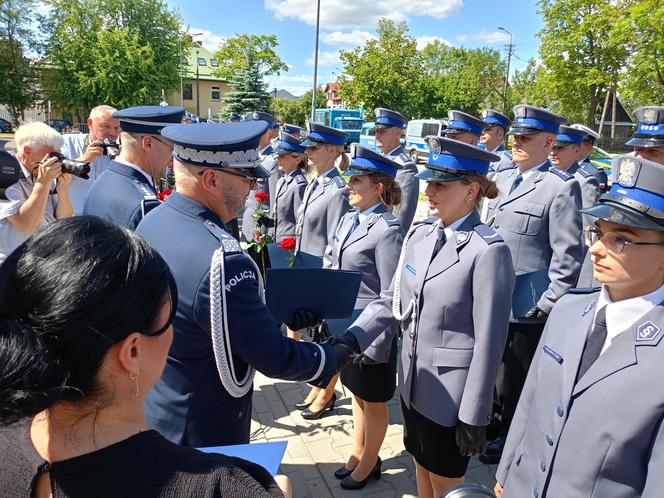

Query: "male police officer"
<box><xmin>373</xmin><ymin>107</ymin><xmax>418</xmax><ymax>230</ymax></box>
<box><xmin>495</xmin><ymin>155</ymin><xmax>664</xmax><ymax>498</ymax></box>
<box><xmin>481</xmin><ymin>105</ymin><xmax>584</xmax><ymax>464</ymax></box>
<box><xmin>83</xmin><ymin>105</ymin><xmax>184</xmax><ymax>229</ymax></box>
<box><xmin>551</xmin><ymin>125</ymin><xmax>601</xmax><ymax>229</ymax></box>
<box><xmin>480</xmin><ymin>109</ymin><xmax>514</xmax><ymax>179</ymax></box>
<box><xmin>136</xmin><ymin>121</ymin><xmax>353</xmax><ymax>447</ymax></box>
<box><xmin>283</xmin><ymin>123</ymin><xmax>304</xmax><ymax>138</ymax></box>
<box><xmin>241</xmin><ymin>111</ymin><xmax>280</xmax><ymax>241</ymax></box>
<box><xmin>443</xmin><ymin>110</ymin><xmax>488</xmax><ymax>146</ymax></box>
<box><xmin>570</xmin><ymin>123</ymin><xmax>608</xmax><ymax>194</ymax></box>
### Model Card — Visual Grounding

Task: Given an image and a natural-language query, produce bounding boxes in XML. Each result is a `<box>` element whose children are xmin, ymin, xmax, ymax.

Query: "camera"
<box><xmin>0</xmin><ymin>151</ymin><xmax>22</xmax><ymax>201</ymax></box>
<box><xmin>99</xmin><ymin>138</ymin><xmax>120</xmax><ymax>158</ymax></box>
<box><xmin>48</xmin><ymin>152</ymin><xmax>91</xmax><ymax>179</ymax></box>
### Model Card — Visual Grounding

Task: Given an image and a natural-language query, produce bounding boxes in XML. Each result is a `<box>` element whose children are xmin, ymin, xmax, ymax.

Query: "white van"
<box><xmin>405</xmin><ymin>119</ymin><xmax>447</xmax><ymax>163</ymax></box>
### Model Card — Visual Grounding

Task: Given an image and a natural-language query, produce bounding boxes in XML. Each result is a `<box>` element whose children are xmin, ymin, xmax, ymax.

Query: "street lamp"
<box><xmin>196</xmin><ymin>48</ymin><xmax>201</xmax><ymax>117</ymax></box>
<box><xmin>498</xmin><ymin>26</ymin><xmax>513</xmax><ymax>114</ymax></box>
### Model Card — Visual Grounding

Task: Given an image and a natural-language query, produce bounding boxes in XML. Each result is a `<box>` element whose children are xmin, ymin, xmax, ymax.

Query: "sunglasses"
<box><xmin>583</xmin><ymin>226</ymin><xmax>664</xmax><ymax>255</ymax></box>
<box><xmin>197</xmin><ymin>168</ymin><xmax>258</xmax><ymax>189</ymax></box>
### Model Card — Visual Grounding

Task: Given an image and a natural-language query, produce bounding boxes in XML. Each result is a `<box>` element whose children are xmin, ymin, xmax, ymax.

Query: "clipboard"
<box><xmin>512</xmin><ymin>268</ymin><xmax>550</xmax><ymax>318</ymax></box>
<box><xmin>198</xmin><ymin>440</ymin><xmax>288</xmax><ymax>476</ymax></box>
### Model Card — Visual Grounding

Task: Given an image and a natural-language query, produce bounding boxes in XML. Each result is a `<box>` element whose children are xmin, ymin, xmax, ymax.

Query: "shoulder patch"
<box><xmin>576</xmin><ymin>166</ymin><xmax>593</xmax><ymax>178</ymax></box>
<box><xmin>333</xmin><ymin>175</ymin><xmax>346</xmax><ymax>188</ymax></box>
<box><xmin>473</xmin><ymin>224</ymin><xmax>503</xmax><ymax>244</ymax></box>
<box><xmin>567</xmin><ymin>287</ymin><xmax>601</xmax><ymax>295</ymax></box>
<box><xmin>549</xmin><ymin>167</ymin><xmax>574</xmax><ymax>181</ymax></box>
<box><xmin>295</xmin><ymin>174</ymin><xmax>307</xmax><ymax>185</ymax></box>
<box><xmin>399</xmin><ymin>152</ymin><xmax>411</xmax><ymax>163</ymax></box>
<box><xmin>204</xmin><ymin>220</ymin><xmax>241</xmax><ymax>253</ymax></box>
<box><xmin>377</xmin><ymin>211</ymin><xmax>401</xmax><ymax>227</ymax></box>
<box><xmin>131</xmin><ymin>179</ymin><xmax>157</xmax><ymax>199</ymax></box>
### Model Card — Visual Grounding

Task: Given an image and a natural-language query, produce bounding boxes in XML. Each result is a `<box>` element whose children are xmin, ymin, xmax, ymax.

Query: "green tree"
<box><xmin>619</xmin><ymin>0</ymin><xmax>664</xmax><ymax>110</ymax></box>
<box><xmin>222</xmin><ymin>52</ymin><xmax>272</xmax><ymax>117</ymax></box>
<box><xmin>271</xmin><ymin>88</ymin><xmax>323</xmax><ymax>126</ymax></box>
<box><xmin>536</xmin><ymin>0</ymin><xmax>631</xmax><ymax>124</ymax></box>
<box><xmin>508</xmin><ymin>58</ymin><xmax>550</xmax><ymax>111</ymax></box>
<box><xmin>338</xmin><ymin>19</ymin><xmax>421</xmax><ymax>119</ymax></box>
<box><xmin>214</xmin><ymin>34</ymin><xmax>288</xmax><ymax>81</ymax></box>
<box><xmin>0</xmin><ymin>0</ymin><xmax>42</xmax><ymax>125</ymax></box>
<box><xmin>41</xmin><ymin>0</ymin><xmax>182</xmax><ymax>121</ymax></box>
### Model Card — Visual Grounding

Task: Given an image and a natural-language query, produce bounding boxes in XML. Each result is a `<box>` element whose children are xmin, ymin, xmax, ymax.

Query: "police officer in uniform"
<box><xmin>481</xmin><ymin>105</ymin><xmax>584</xmax><ymax>464</ymax></box>
<box><xmin>569</xmin><ymin>123</ymin><xmax>608</xmax><ymax>193</ymax></box>
<box><xmin>271</xmin><ymin>131</ymin><xmax>309</xmax><ymax>242</ymax></box>
<box><xmin>241</xmin><ymin>111</ymin><xmax>280</xmax><ymax>242</ymax></box>
<box><xmin>551</xmin><ymin>125</ymin><xmax>601</xmax><ymax>230</ymax></box>
<box><xmin>373</xmin><ymin>108</ymin><xmax>419</xmax><ymax>230</ymax></box>
<box><xmin>495</xmin><ymin>154</ymin><xmax>664</xmax><ymax>498</ymax></box>
<box><xmin>83</xmin><ymin>105</ymin><xmax>184</xmax><ymax>229</ymax></box>
<box><xmin>480</xmin><ymin>109</ymin><xmax>514</xmax><ymax>179</ymax></box>
<box><xmin>442</xmin><ymin>110</ymin><xmax>489</xmax><ymax>146</ymax></box>
<box><xmin>283</xmin><ymin>123</ymin><xmax>304</xmax><ymax>138</ymax></box>
<box><xmin>136</xmin><ymin>121</ymin><xmax>353</xmax><ymax>447</ymax></box>
<box><xmin>295</xmin><ymin>121</ymin><xmax>350</xmax><ymax>263</ymax></box>
<box><xmin>333</xmin><ymin>137</ymin><xmax>514</xmax><ymax>497</ymax></box>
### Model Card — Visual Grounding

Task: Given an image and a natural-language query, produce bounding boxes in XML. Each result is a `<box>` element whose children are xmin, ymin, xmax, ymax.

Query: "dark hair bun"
<box><xmin>0</xmin><ymin>319</ymin><xmax>70</xmax><ymax>425</ymax></box>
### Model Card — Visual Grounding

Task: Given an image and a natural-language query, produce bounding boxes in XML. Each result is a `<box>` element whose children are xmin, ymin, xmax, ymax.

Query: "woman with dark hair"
<box><xmin>0</xmin><ymin>216</ymin><xmax>289</xmax><ymax>498</ymax></box>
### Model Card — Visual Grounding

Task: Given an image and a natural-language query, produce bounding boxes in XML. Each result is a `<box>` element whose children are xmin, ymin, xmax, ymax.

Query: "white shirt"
<box><xmin>316</xmin><ymin>167</ymin><xmax>339</xmax><ymax>182</ymax></box>
<box><xmin>594</xmin><ymin>282</ymin><xmax>664</xmax><ymax>355</ymax></box>
<box><xmin>518</xmin><ymin>159</ymin><xmax>549</xmax><ymax>181</ymax></box>
<box><xmin>114</xmin><ymin>156</ymin><xmax>154</xmax><ymax>187</ymax></box>
<box><xmin>357</xmin><ymin>203</ymin><xmax>382</xmax><ymax>223</ymax></box>
<box><xmin>438</xmin><ymin>212</ymin><xmax>472</xmax><ymax>240</ymax></box>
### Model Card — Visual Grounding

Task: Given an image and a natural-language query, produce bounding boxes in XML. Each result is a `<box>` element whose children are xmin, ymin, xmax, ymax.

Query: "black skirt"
<box><xmin>340</xmin><ymin>337</ymin><xmax>397</xmax><ymax>402</ymax></box>
<box><xmin>400</xmin><ymin>397</ymin><xmax>471</xmax><ymax>478</ymax></box>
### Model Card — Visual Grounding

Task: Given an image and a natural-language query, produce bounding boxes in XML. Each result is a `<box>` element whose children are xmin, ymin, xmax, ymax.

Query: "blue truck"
<box><xmin>312</xmin><ymin>108</ymin><xmax>365</xmax><ymax>146</ymax></box>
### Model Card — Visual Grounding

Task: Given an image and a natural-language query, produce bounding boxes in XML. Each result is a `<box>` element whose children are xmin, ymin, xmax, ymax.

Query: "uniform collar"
<box><xmin>518</xmin><ymin>159</ymin><xmax>549</xmax><ymax>181</ymax></box>
<box><xmin>164</xmin><ymin>191</ymin><xmax>227</xmax><ymax>228</ymax></box>
<box><xmin>386</xmin><ymin>145</ymin><xmax>402</xmax><ymax>156</ymax></box>
<box><xmin>438</xmin><ymin>211</ymin><xmax>473</xmax><ymax>240</ymax></box>
<box><xmin>114</xmin><ymin>156</ymin><xmax>154</xmax><ymax>187</ymax></box>
<box><xmin>596</xmin><ymin>282</ymin><xmax>664</xmax><ymax>354</ymax></box>
<box><xmin>490</xmin><ymin>143</ymin><xmax>505</xmax><ymax>153</ymax></box>
<box><xmin>316</xmin><ymin>167</ymin><xmax>339</xmax><ymax>181</ymax></box>
<box><xmin>356</xmin><ymin>203</ymin><xmax>383</xmax><ymax>223</ymax></box>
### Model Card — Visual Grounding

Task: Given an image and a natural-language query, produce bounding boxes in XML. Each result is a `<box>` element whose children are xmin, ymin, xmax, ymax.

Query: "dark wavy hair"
<box><xmin>0</xmin><ymin>216</ymin><xmax>177</xmax><ymax>425</ymax></box>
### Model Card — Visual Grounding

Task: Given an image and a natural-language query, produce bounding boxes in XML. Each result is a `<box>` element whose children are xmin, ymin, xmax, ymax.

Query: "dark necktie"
<box><xmin>577</xmin><ymin>306</ymin><xmax>608</xmax><ymax>381</ymax></box>
<box><xmin>342</xmin><ymin>214</ymin><xmax>360</xmax><ymax>246</ymax></box>
<box><xmin>509</xmin><ymin>173</ymin><xmax>523</xmax><ymax>194</ymax></box>
<box><xmin>431</xmin><ymin>226</ymin><xmax>447</xmax><ymax>260</ymax></box>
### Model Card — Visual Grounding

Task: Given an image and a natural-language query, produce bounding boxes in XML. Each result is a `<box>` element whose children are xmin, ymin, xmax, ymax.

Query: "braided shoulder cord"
<box><xmin>391</xmin><ymin>224</ymin><xmax>421</xmax><ymax>322</ymax></box>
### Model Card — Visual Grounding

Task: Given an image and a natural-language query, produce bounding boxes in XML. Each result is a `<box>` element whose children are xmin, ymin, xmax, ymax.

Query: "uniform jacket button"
<box><xmin>545</xmin><ymin>434</ymin><xmax>554</xmax><ymax>446</ymax></box>
<box><xmin>533</xmin><ymin>487</ymin><xmax>539</xmax><ymax>497</ymax></box>
<box><xmin>556</xmin><ymin>405</ymin><xmax>564</xmax><ymax>417</ymax></box>
<box><xmin>540</xmin><ymin>461</ymin><xmax>546</xmax><ymax>472</ymax></box>
<box><xmin>407</xmin><ymin>351</ymin><xmax>413</xmax><ymax>359</ymax></box>
<box><xmin>494</xmin><ymin>224</ymin><xmax>500</xmax><ymax>229</ymax></box>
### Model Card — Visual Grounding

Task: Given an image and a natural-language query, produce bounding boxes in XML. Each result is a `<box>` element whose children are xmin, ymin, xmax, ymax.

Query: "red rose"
<box><xmin>157</xmin><ymin>188</ymin><xmax>173</xmax><ymax>201</ymax></box>
<box><xmin>278</xmin><ymin>237</ymin><xmax>297</xmax><ymax>250</ymax></box>
<box><xmin>255</xmin><ymin>191</ymin><xmax>269</xmax><ymax>203</ymax></box>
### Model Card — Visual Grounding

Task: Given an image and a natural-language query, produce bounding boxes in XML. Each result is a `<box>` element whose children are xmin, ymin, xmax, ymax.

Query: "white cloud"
<box><xmin>416</xmin><ymin>36</ymin><xmax>452</xmax><ymax>50</ymax></box>
<box><xmin>264</xmin><ymin>0</ymin><xmax>462</xmax><ymax>29</ymax></box>
<box><xmin>189</xmin><ymin>28</ymin><xmax>226</xmax><ymax>52</ymax></box>
<box><xmin>456</xmin><ymin>29</ymin><xmax>510</xmax><ymax>45</ymax></box>
<box><xmin>321</xmin><ymin>29</ymin><xmax>375</xmax><ymax>47</ymax></box>
<box><xmin>306</xmin><ymin>50</ymin><xmax>342</xmax><ymax>67</ymax></box>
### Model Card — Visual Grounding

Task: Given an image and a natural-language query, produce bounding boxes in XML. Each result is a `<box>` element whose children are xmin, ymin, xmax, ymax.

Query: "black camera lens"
<box><xmin>101</xmin><ymin>138</ymin><xmax>120</xmax><ymax>158</ymax></box>
<box><xmin>48</xmin><ymin>152</ymin><xmax>91</xmax><ymax>179</ymax></box>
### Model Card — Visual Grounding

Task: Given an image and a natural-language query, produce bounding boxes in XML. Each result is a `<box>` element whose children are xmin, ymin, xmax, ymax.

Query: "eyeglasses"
<box><xmin>197</xmin><ymin>167</ymin><xmax>257</xmax><ymax>189</ymax></box>
<box><xmin>583</xmin><ymin>226</ymin><xmax>664</xmax><ymax>255</ymax></box>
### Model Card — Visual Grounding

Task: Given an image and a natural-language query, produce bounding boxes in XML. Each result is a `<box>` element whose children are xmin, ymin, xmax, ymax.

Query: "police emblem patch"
<box><xmin>582</xmin><ymin>299</ymin><xmax>597</xmax><ymax>316</ymax></box>
<box><xmin>481</xmin><ymin>109</ymin><xmax>489</xmax><ymax>118</ymax></box>
<box><xmin>643</xmin><ymin>108</ymin><xmax>658</xmax><ymax>124</ymax></box>
<box><xmin>456</xmin><ymin>232</ymin><xmax>469</xmax><ymax>244</ymax></box>
<box><xmin>617</xmin><ymin>158</ymin><xmax>639</xmax><ymax>187</ymax></box>
<box><xmin>427</xmin><ymin>138</ymin><xmax>442</xmax><ymax>154</ymax></box>
<box><xmin>514</xmin><ymin>106</ymin><xmax>526</xmax><ymax>118</ymax></box>
<box><xmin>637</xmin><ymin>321</ymin><xmax>660</xmax><ymax>341</ymax></box>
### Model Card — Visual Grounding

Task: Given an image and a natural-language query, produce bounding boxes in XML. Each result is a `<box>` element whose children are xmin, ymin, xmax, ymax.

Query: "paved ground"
<box><xmin>249</xmin><ymin>371</ymin><xmax>498</xmax><ymax>497</ymax></box>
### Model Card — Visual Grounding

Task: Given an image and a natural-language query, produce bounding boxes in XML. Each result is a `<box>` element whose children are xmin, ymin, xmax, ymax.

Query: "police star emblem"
<box><xmin>427</xmin><ymin>137</ymin><xmax>442</xmax><ymax>154</ymax></box>
<box><xmin>617</xmin><ymin>157</ymin><xmax>639</xmax><ymax>187</ymax></box>
<box><xmin>642</xmin><ymin>108</ymin><xmax>658</xmax><ymax>124</ymax></box>
<box><xmin>514</xmin><ymin>106</ymin><xmax>526</xmax><ymax>118</ymax></box>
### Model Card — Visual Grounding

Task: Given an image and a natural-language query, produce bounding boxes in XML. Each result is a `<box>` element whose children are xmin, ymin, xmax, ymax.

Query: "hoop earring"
<box><xmin>130</xmin><ymin>371</ymin><xmax>140</xmax><ymax>398</ymax></box>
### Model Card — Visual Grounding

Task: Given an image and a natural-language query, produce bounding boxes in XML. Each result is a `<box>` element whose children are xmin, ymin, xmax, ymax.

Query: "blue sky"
<box><xmin>166</xmin><ymin>0</ymin><xmax>543</xmax><ymax>96</ymax></box>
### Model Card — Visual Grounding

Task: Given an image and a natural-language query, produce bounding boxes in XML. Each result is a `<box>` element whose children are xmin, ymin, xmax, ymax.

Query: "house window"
<box><xmin>180</xmin><ymin>56</ymin><xmax>188</xmax><ymax>65</ymax></box>
<box><xmin>183</xmin><ymin>83</ymin><xmax>193</xmax><ymax>100</ymax></box>
<box><xmin>197</xmin><ymin>57</ymin><xmax>206</xmax><ymax>66</ymax></box>
<box><xmin>211</xmin><ymin>86</ymin><xmax>221</xmax><ymax>101</ymax></box>
<box><xmin>210</xmin><ymin>58</ymin><xmax>219</xmax><ymax>67</ymax></box>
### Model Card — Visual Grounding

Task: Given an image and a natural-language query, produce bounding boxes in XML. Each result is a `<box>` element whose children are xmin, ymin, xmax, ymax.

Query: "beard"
<box><xmin>223</xmin><ymin>182</ymin><xmax>247</xmax><ymax>217</ymax></box>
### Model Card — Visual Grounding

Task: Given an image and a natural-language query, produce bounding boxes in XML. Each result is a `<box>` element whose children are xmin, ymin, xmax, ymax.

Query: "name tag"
<box><xmin>543</xmin><ymin>345</ymin><xmax>563</xmax><ymax>364</ymax></box>
<box><xmin>405</xmin><ymin>264</ymin><xmax>416</xmax><ymax>275</ymax></box>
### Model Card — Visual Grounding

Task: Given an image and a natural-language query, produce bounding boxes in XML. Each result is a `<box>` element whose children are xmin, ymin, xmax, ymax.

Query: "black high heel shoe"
<box><xmin>340</xmin><ymin>457</ymin><xmax>382</xmax><ymax>490</ymax></box>
<box><xmin>294</xmin><ymin>400</ymin><xmax>313</xmax><ymax>411</ymax></box>
<box><xmin>334</xmin><ymin>465</ymin><xmax>354</xmax><ymax>479</ymax></box>
<box><xmin>301</xmin><ymin>393</ymin><xmax>337</xmax><ymax>420</ymax></box>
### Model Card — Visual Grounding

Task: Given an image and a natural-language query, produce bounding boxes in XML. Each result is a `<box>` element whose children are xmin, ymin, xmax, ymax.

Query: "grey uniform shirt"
<box><xmin>0</xmin><ymin>163</ymin><xmax>57</xmax><ymax>265</ymax></box>
<box><xmin>487</xmin><ymin>144</ymin><xmax>514</xmax><ymax>181</ymax></box>
<box><xmin>60</xmin><ymin>133</ymin><xmax>112</xmax><ymax>214</ymax></box>
<box><xmin>566</xmin><ymin>162</ymin><xmax>600</xmax><ymax>229</ymax></box>
<box><xmin>272</xmin><ymin>169</ymin><xmax>307</xmax><ymax>241</ymax></box>
<box><xmin>385</xmin><ymin>145</ymin><xmax>418</xmax><ymax>230</ymax></box>
<box><xmin>497</xmin><ymin>285</ymin><xmax>664</xmax><ymax>497</ymax></box>
<box><xmin>486</xmin><ymin>161</ymin><xmax>583</xmax><ymax>314</ymax></box>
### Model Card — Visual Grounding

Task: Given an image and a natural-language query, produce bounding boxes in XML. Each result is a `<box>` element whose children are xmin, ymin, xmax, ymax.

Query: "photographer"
<box><xmin>61</xmin><ymin>105</ymin><xmax>120</xmax><ymax>214</ymax></box>
<box><xmin>0</xmin><ymin>122</ymin><xmax>72</xmax><ymax>265</ymax></box>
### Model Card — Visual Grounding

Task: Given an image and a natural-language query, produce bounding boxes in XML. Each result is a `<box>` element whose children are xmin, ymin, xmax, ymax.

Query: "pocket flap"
<box><xmin>432</xmin><ymin>347</ymin><xmax>473</xmax><ymax>367</ymax></box>
<box><xmin>513</xmin><ymin>203</ymin><xmax>545</xmax><ymax>217</ymax></box>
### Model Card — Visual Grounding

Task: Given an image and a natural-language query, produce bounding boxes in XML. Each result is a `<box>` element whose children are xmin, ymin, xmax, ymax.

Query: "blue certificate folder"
<box><xmin>265</xmin><ymin>268</ymin><xmax>362</xmax><ymax>323</ymax></box>
<box><xmin>512</xmin><ymin>268</ymin><xmax>551</xmax><ymax>318</ymax></box>
<box><xmin>267</xmin><ymin>243</ymin><xmax>323</xmax><ymax>269</ymax></box>
<box><xmin>198</xmin><ymin>441</ymin><xmax>288</xmax><ymax>476</ymax></box>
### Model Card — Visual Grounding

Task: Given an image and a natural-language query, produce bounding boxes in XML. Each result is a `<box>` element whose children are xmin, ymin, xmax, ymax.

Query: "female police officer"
<box><xmin>495</xmin><ymin>155</ymin><xmax>664</xmax><ymax>498</ymax></box>
<box><xmin>321</xmin><ymin>145</ymin><xmax>404</xmax><ymax>490</ymax></box>
<box><xmin>333</xmin><ymin>137</ymin><xmax>515</xmax><ymax>497</ymax></box>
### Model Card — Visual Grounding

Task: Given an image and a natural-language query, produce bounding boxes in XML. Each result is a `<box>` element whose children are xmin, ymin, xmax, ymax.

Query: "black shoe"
<box><xmin>340</xmin><ymin>458</ymin><xmax>382</xmax><ymax>490</ymax></box>
<box><xmin>334</xmin><ymin>465</ymin><xmax>354</xmax><ymax>479</ymax></box>
<box><xmin>294</xmin><ymin>400</ymin><xmax>313</xmax><ymax>411</ymax></box>
<box><xmin>301</xmin><ymin>393</ymin><xmax>336</xmax><ymax>420</ymax></box>
<box><xmin>479</xmin><ymin>436</ymin><xmax>505</xmax><ymax>464</ymax></box>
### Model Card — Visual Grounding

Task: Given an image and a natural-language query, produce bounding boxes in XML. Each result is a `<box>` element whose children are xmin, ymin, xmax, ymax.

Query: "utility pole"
<box><xmin>498</xmin><ymin>27</ymin><xmax>513</xmax><ymax>114</ymax></box>
<box><xmin>196</xmin><ymin>48</ymin><xmax>200</xmax><ymax>117</ymax></box>
<box><xmin>310</xmin><ymin>0</ymin><xmax>321</xmax><ymax>122</ymax></box>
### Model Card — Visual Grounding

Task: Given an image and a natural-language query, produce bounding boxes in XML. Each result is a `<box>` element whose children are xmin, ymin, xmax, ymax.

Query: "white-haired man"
<box><xmin>60</xmin><ymin>105</ymin><xmax>120</xmax><ymax>213</ymax></box>
<box><xmin>0</xmin><ymin>122</ymin><xmax>73</xmax><ymax>264</ymax></box>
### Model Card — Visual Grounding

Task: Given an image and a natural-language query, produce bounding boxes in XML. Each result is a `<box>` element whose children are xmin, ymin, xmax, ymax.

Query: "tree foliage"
<box><xmin>222</xmin><ymin>52</ymin><xmax>272</xmax><ymax>118</ymax></box>
<box><xmin>40</xmin><ymin>0</ymin><xmax>182</xmax><ymax>121</ymax></box>
<box><xmin>214</xmin><ymin>34</ymin><xmax>288</xmax><ymax>81</ymax></box>
<box><xmin>271</xmin><ymin>88</ymin><xmax>323</xmax><ymax>126</ymax></box>
<box><xmin>0</xmin><ymin>0</ymin><xmax>42</xmax><ymax>125</ymax></box>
